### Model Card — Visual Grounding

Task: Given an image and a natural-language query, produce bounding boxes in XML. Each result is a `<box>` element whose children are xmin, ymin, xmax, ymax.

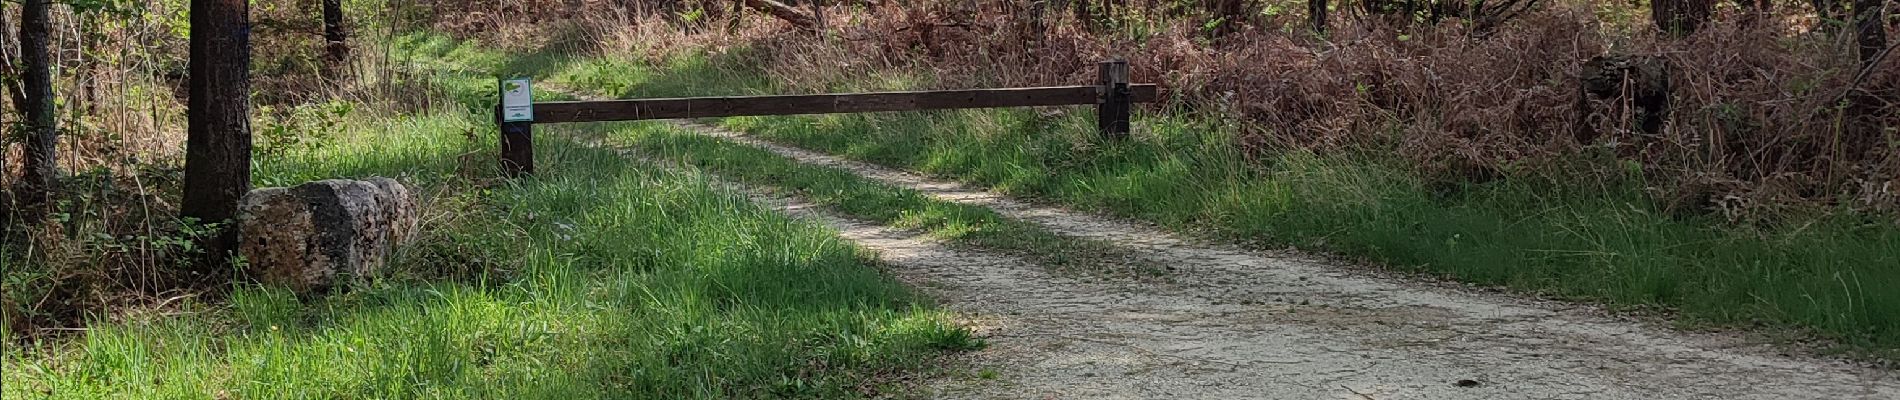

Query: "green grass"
<box><xmin>1</xmin><ymin>35</ymin><xmax>979</xmax><ymax>399</ymax></box>
<box><xmin>510</xmin><ymin>43</ymin><xmax>1900</xmax><ymax>356</ymax></box>
<box><xmin>590</xmin><ymin>123</ymin><xmax>1160</xmax><ymax>279</ymax></box>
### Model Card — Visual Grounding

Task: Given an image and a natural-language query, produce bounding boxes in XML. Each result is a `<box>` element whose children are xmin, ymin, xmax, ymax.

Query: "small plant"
<box><xmin>256</xmin><ymin>100</ymin><xmax>355</xmax><ymax>157</ymax></box>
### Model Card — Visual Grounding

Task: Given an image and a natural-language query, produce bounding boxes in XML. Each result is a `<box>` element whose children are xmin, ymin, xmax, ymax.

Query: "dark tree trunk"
<box><xmin>1853</xmin><ymin>0</ymin><xmax>1886</xmax><ymax>69</ymax></box>
<box><xmin>1310</xmin><ymin>0</ymin><xmax>1328</xmax><ymax>33</ymax></box>
<box><xmin>1027</xmin><ymin>0</ymin><xmax>1047</xmax><ymax>49</ymax></box>
<box><xmin>17</xmin><ymin>0</ymin><xmax>57</xmax><ymax>209</ymax></box>
<box><xmin>322</xmin><ymin>0</ymin><xmax>350</xmax><ymax>80</ymax></box>
<box><xmin>182</xmin><ymin>0</ymin><xmax>254</xmax><ymax>267</ymax></box>
<box><xmin>1029</xmin><ymin>0</ymin><xmax>1046</xmax><ymax>32</ymax></box>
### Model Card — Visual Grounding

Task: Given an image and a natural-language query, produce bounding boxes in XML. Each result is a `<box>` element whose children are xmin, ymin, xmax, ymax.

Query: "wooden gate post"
<box><xmin>498</xmin><ymin>115</ymin><xmax>534</xmax><ymax>177</ymax></box>
<box><xmin>1097</xmin><ymin>59</ymin><xmax>1132</xmax><ymax>140</ymax></box>
<box><xmin>498</xmin><ymin>78</ymin><xmax>536</xmax><ymax>177</ymax></box>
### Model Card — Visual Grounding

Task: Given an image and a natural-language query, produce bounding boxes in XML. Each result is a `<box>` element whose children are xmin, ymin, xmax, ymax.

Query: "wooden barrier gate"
<box><xmin>494</xmin><ymin>59</ymin><xmax>1157</xmax><ymax>177</ymax></box>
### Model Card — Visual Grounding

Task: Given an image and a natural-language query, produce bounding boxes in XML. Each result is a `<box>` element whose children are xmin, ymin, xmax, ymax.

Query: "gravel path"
<box><xmin>630</xmin><ymin>121</ymin><xmax>1900</xmax><ymax>399</ymax></box>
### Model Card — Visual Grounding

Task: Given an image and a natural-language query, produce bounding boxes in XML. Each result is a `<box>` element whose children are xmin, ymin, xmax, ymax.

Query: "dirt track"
<box><xmin>614</xmin><ymin>121</ymin><xmax>1900</xmax><ymax>399</ymax></box>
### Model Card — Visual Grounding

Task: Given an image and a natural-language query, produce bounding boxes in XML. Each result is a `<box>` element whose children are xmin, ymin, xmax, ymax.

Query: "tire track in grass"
<box><xmin>638</xmin><ymin>120</ymin><xmax>1900</xmax><ymax>399</ymax></box>
<box><xmin>593</xmin><ymin>122</ymin><xmax>1169</xmax><ymax>283</ymax></box>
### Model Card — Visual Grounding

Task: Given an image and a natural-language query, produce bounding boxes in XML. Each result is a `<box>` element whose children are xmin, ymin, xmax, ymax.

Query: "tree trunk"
<box><xmin>1028</xmin><ymin>0</ymin><xmax>1047</xmax><ymax>45</ymax></box>
<box><xmin>1072</xmin><ymin>0</ymin><xmax>1093</xmax><ymax>29</ymax></box>
<box><xmin>811</xmin><ymin>0</ymin><xmax>827</xmax><ymax>33</ymax></box>
<box><xmin>17</xmin><ymin>0</ymin><xmax>57</xmax><ymax>209</ymax></box>
<box><xmin>1310</xmin><ymin>0</ymin><xmax>1329</xmax><ymax>33</ymax></box>
<box><xmin>322</xmin><ymin>0</ymin><xmax>350</xmax><ymax>80</ymax></box>
<box><xmin>183</xmin><ymin>0</ymin><xmax>254</xmax><ymax>267</ymax></box>
<box><xmin>1853</xmin><ymin>0</ymin><xmax>1886</xmax><ymax>69</ymax></box>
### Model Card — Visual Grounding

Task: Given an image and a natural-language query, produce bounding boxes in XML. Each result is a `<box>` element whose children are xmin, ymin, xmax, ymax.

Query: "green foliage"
<box><xmin>256</xmin><ymin>101</ymin><xmax>355</xmax><ymax>158</ymax></box>
<box><xmin>678</xmin><ymin>7</ymin><xmax>707</xmax><ymax>24</ymax></box>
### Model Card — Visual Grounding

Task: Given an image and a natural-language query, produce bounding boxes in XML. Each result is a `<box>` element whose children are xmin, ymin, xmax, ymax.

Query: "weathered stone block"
<box><xmin>236</xmin><ymin>178</ymin><xmax>417</xmax><ymax>294</ymax></box>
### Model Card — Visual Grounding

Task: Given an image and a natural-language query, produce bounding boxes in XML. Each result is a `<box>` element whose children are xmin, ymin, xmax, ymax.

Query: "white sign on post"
<box><xmin>501</xmin><ymin>78</ymin><xmax>534</xmax><ymax>123</ymax></box>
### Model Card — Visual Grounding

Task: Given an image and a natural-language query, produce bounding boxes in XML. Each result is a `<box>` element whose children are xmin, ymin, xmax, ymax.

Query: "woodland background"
<box><xmin>1</xmin><ymin>0</ymin><xmax>1897</xmax><ymax>380</ymax></box>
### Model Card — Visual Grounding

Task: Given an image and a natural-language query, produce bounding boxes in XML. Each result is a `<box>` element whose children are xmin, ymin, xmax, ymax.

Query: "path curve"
<box><xmin>653</xmin><ymin>121</ymin><xmax>1900</xmax><ymax>399</ymax></box>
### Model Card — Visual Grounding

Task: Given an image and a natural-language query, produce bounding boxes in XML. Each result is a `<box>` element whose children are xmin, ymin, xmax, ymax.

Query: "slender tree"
<box><xmin>811</xmin><ymin>0</ymin><xmax>827</xmax><ymax>33</ymax></box>
<box><xmin>1028</xmin><ymin>0</ymin><xmax>1047</xmax><ymax>45</ymax></box>
<box><xmin>181</xmin><ymin>0</ymin><xmax>254</xmax><ymax>262</ymax></box>
<box><xmin>322</xmin><ymin>0</ymin><xmax>350</xmax><ymax>79</ymax></box>
<box><xmin>1071</xmin><ymin>0</ymin><xmax>1093</xmax><ymax>29</ymax></box>
<box><xmin>1310</xmin><ymin>0</ymin><xmax>1328</xmax><ymax>34</ymax></box>
<box><xmin>16</xmin><ymin>0</ymin><xmax>56</xmax><ymax>209</ymax></box>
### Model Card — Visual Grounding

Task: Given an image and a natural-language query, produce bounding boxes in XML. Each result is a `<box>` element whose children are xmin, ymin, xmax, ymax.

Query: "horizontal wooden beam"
<box><xmin>534</xmin><ymin>84</ymin><xmax>1159</xmax><ymax>124</ymax></box>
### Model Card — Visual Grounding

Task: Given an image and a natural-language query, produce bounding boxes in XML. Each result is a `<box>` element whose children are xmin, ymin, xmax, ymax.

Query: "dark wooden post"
<box><xmin>499</xmin><ymin>116</ymin><xmax>535</xmax><ymax>177</ymax></box>
<box><xmin>497</xmin><ymin>79</ymin><xmax>535</xmax><ymax>177</ymax></box>
<box><xmin>1097</xmin><ymin>59</ymin><xmax>1132</xmax><ymax>140</ymax></box>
